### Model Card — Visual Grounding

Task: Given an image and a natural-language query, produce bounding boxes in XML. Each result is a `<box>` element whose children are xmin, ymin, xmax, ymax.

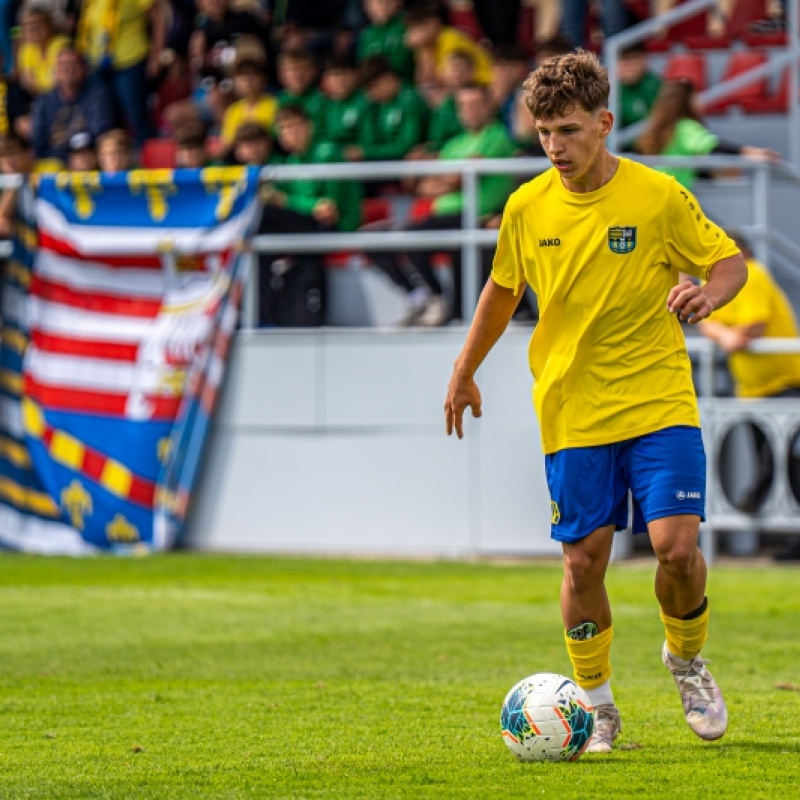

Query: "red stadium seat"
<box><xmin>140</xmin><ymin>138</ymin><xmax>177</xmax><ymax>169</ymax></box>
<box><xmin>703</xmin><ymin>51</ymin><xmax>770</xmax><ymax>115</ymax></box>
<box><xmin>663</xmin><ymin>52</ymin><xmax>708</xmax><ymax>92</ymax></box>
<box><xmin>645</xmin><ymin>0</ymin><xmax>713</xmax><ymax>51</ymax></box>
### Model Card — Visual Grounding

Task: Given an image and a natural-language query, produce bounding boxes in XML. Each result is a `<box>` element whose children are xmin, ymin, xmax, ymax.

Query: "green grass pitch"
<box><xmin>0</xmin><ymin>553</ymin><xmax>798</xmax><ymax>799</ymax></box>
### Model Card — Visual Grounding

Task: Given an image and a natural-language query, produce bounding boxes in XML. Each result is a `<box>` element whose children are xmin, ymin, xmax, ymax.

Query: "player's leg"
<box><xmin>629</xmin><ymin>426</ymin><xmax>727</xmax><ymax>740</ymax></box>
<box><xmin>561</xmin><ymin>525</ymin><xmax>621</xmax><ymax>753</ymax></box>
<box><xmin>546</xmin><ymin>444</ymin><xmax>627</xmax><ymax>753</ymax></box>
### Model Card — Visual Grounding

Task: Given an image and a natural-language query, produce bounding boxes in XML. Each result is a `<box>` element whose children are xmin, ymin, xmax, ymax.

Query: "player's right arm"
<box><xmin>445</xmin><ymin>277</ymin><xmax>525</xmax><ymax>439</ymax></box>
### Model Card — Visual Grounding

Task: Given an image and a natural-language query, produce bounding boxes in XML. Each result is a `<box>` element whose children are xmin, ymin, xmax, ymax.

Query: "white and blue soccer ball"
<box><xmin>501</xmin><ymin>673</ymin><xmax>594</xmax><ymax>762</ymax></box>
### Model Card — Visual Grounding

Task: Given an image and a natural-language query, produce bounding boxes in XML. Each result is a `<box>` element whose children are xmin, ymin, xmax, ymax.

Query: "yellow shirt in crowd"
<box><xmin>434</xmin><ymin>26</ymin><xmax>492</xmax><ymax>85</ymax></box>
<box><xmin>80</xmin><ymin>0</ymin><xmax>153</xmax><ymax>70</ymax></box>
<box><xmin>708</xmin><ymin>258</ymin><xmax>800</xmax><ymax>398</ymax></box>
<box><xmin>492</xmin><ymin>158</ymin><xmax>740</xmax><ymax>454</ymax></box>
<box><xmin>221</xmin><ymin>96</ymin><xmax>279</xmax><ymax>146</ymax></box>
<box><xmin>18</xmin><ymin>35</ymin><xmax>69</xmax><ymax>94</ymax></box>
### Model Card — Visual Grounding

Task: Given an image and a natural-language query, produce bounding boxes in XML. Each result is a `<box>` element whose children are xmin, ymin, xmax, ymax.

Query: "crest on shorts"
<box><xmin>608</xmin><ymin>226</ymin><xmax>637</xmax><ymax>254</ymax></box>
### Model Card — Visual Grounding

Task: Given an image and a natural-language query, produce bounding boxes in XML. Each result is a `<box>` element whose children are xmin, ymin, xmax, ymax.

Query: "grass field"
<box><xmin>0</xmin><ymin>553</ymin><xmax>798</xmax><ymax>799</ymax></box>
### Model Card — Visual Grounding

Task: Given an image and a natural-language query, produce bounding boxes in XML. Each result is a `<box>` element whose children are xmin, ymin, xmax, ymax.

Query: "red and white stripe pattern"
<box><xmin>24</xmin><ymin>198</ymin><xmax>248</xmax><ymax>422</ymax></box>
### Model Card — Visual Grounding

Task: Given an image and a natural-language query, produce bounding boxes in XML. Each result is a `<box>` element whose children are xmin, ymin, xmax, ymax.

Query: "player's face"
<box><xmin>535</xmin><ymin>106</ymin><xmax>613</xmax><ymax>190</ymax></box>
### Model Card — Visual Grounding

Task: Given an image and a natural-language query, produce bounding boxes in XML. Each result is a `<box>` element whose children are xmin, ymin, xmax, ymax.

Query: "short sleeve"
<box><xmin>662</xmin><ymin>179</ymin><xmax>740</xmax><ymax>281</ymax></box>
<box><xmin>491</xmin><ymin>204</ymin><xmax>527</xmax><ymax>294</ymax></box>
<box><xmin>675</xmin><ymin>118</ymin><xmax>718</xmax><ymax>155</ymax></box>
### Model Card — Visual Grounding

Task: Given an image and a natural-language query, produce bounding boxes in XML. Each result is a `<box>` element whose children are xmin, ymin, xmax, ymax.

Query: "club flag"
<box><xmin>0</xmin><ymin>166</ymin><xmax>261</xmax><ymax>554</ymax></box>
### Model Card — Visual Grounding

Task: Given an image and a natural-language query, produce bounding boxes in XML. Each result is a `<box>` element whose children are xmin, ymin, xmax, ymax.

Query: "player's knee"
<box><xmin>563</xmin><ymin>546</ymin><xmax>604</xmax><ymax>591</ymax></box>
<box><xmin>655</xmin><ymin>540</ymin><xmax>699</xmax><ymax>578</ymax></box>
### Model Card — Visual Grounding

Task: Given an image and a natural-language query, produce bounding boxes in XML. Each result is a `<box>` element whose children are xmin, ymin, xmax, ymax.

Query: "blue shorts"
<box><xmin>545</xmin><ymin>426</ymin><xmax>706</xmax><ymax>544</ymax></box>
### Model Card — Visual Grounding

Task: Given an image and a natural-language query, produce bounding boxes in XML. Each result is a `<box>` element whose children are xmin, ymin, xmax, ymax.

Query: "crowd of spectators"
<box><xmin>0</xmin><ymin>0</ymin><xmax>788</xmax><ymax>326</ymax></box>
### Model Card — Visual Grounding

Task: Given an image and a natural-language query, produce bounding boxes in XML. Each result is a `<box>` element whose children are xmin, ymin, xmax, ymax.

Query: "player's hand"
<box><xmin>445</xmin><ymin>369</ymin><xmax>482</xmax><ymax>439</ymax></box>
<box><xmin>667</xmin><ymin>280</ymin><xmax>714</xmax><ymax>324</ymax></box>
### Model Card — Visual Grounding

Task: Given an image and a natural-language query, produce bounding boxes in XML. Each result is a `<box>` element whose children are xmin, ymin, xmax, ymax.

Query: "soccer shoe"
<box><xmin>585</xmin><ymin>703</ymin><xmax>621</xmax><ymax>754</ymax></box>
<box><xmin>662</xmin><ymin>642</ymin><xmax>728</xmax><ymax>741</ymax></box>
<box><xmin>418</xmin><ymin>295</ymin><xmax>451</xmax><ymax>327</ymax></box>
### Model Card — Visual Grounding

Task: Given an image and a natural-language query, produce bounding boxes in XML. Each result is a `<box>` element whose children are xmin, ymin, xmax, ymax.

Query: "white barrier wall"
<box><xmin>185</xmin><ymin>327</ymin><xmax>561</xmax><ymax>557</ymax></box>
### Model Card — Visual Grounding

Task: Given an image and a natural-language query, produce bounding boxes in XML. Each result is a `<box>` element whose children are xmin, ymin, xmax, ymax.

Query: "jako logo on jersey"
<box><xmin>608</xmin><ymin>226</ymin><xmax>637</xmax><ymax>254</ymax></box>
<box><xmin>551</xmin><ymin>501</ymin><xmax>561</xmax><ymax>524</ymax></box>
<box><xmin>676</xmin><ymin>491</ymin><xmax>702</xmax><ymax>500</ymax></box>
<box><xmin>539</xmin><ymin>238</ymin><xmax>561</xmax><ymax>247</ymax></box>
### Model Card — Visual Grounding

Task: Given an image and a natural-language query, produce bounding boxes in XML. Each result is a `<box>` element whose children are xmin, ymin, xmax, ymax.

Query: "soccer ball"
<box><xmin>501</xmin><ymin>673</ymin><xmax>594</xmax><ymax>762</ymax></box>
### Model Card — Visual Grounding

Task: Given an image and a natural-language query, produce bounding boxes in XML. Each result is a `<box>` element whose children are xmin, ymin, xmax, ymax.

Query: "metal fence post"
<box><xmin>461</xmin><ymin>167</ymin><xmax>479</xmax><ymax>321</ymax></box>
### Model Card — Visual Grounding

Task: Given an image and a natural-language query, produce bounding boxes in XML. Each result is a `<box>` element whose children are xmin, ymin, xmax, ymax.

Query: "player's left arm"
<box><xmin>667</xmin><ymin>252</ymin><xmax>747</xmax><ymax>324</ymax></box>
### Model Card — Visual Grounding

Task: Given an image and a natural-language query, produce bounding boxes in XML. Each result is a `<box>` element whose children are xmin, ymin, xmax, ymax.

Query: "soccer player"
<box><xmin>444</xmin><ymin>51</ymin><xmax>747</xmax><ymax>753</ymax></box>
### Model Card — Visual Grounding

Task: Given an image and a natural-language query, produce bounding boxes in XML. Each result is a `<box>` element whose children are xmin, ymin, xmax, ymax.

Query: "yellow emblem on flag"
<box><xmin>61</xmin><ymin>479</ymin><xmax>93</xmax><ymax>530</ymax></box>
<box><xmin>106</xmin><ymin>513</ymin><xmax>140</xmax><ymax>543</ymax></box>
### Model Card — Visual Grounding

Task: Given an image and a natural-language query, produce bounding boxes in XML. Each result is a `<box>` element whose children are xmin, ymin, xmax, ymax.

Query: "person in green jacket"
<box><xmin>319</xmin><ymin>52</ymin><xmax>370</xmax><ymax>148</ymax></box>
<box><xmin>345</xmin><ymin>55</ymin><xmax>428</xmax><ymax>162</ymax></box>
<box><xmin>258</xmin><ymin>104</ymin><xmax>363</xmax><ymax>327</ymax></box>
<box><xmin>357</xmin><ymin>0</ymin><xmax>414</xmax><ymax>84</ymax></box>
<box><xmin>276</xmin><ymin>47</ymin><xmax>327</xmax><ymax>135</ymax></box>
<box><xmin>367</xmin><ymin>83</ymin><xmax>516</xmax><ymax>326</ymax></box>
<box><xmin>618</xmin><ymin>43</ymin><xmax>661</xmax><ymax>129</ymax></box>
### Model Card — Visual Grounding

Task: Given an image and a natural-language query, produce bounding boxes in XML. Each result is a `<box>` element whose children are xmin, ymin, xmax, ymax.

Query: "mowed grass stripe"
<box><xmin>0</xmin><ymin>554</ymin><xmax>796</xmax><ymax>799</ymax></box>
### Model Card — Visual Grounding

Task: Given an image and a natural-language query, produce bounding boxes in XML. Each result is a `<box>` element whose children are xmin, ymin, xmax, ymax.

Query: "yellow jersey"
<box><xmin>221</xmin><ymin>97</ymin><xmax>279</xmax><ymax>146</ymax></box>
<box><xmin>18</xmin><ymin>36</ymin><xmax>69</xmax><ymax>94</ymax></box>
<box><xmin>492</xmin><ymin>157</ymin><xmax>739</xmax><ymax>454</ymax></box>
<box><xmin>708</xmin><ymin>259</ymin><xmax>800</xmax><ymax>398</ymax></box>
<box><xmin>80</xmin><ymin>0</ymin><xmax>153</xmax><ymax>70</ymax></box>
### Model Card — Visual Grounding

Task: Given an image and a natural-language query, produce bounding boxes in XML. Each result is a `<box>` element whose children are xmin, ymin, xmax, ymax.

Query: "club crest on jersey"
<box><xmin>608</xmin><ymin>226</ymin><xmax>637</xmax><ymax>254</ymax></box>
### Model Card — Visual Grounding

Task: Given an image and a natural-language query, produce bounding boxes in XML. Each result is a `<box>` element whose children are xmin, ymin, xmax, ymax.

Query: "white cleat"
<box><xmin>585</xmin><ymin>703</ymin><xmax>621</xmax><ymax>754</ymax></box>
<box><xmin>662</xmin><ymin>642</ymin><xmax>728</xmax><ymax>741</ymax></box>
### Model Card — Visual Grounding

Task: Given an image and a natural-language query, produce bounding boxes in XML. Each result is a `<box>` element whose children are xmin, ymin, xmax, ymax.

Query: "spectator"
<box><xmin>31</xmin><ymin>46</ymin><xmax>114</xmax><ymax>164</ymax></box>
<box><xmin>188</xmin><ymin>0</ymin><xmax>270</xmax><ymax>77</ymax></box>
<box><xmin>404</xmin><ymin>3</ymin><xmax>492</xmax><ymax>91</ymax></box>
<box><xmin>0</xmin><ymin>49</ymin><xmax>33</xmax><ymax>142</ymax></box>
<box><xmin>175</xmin><ymin>120</ymin><xmax>209</xmax><ymax>167</ymax></box>
<box><xmin>617</xmin><ymin>42</ymin><xmax>661</xmax><ymax>129</ymax></box>
<box><xmin>219</xmin><ymin>55</ymin><xmax>277</xmax><ymax>157</ymax></box>
<box><xmin>258</xmin><ymin>104</ymin><xmax>362</xmax><ymax>327</ymax></box>
<box><xmin>275</xmin><ymin>47</ymin><xmax>327</xmax><ymax>131</ymax></box>
<box><xmin>472</xmin><ymin>0</ymin><xmax>521</xmax><ymax>46</ymax></box>
<box><xmin>423</xmin><ymin>48</ymin><xmax>473</xmax><ymax>153</ymax></box>
<box><xmin>357</xmin><ymin>0</ymin><xmax>414</xmax><ymax>84</ymax></box>
<box><xmin>319</xmin><ymin>52</ymin><xmax>369</xmax><ymax>148</ymax></box>
<box><xmin>368</xmin><ymin>83</ymin><xmax>516</xmax><ymax>326</ymax></box>
<box><xmin>0</xmin><ymin>134</ymin><xmax>31</xmax><ymax>238</ymax></box>
<box><xmin>230</xmin><ymin>120</ymin><xmax>274</xmax><ymax>166</ymax></box>
<box><xmin>75</xmin><ymin>0</ymin><xmax>166</xmax><ymax>147</ymax></box>
<box><xmin>17</xmin><ymin>4</ymin><xmax>69</xmax><ymax>96</ymax></box>
<box><xmin>560</xmin><ymin>0</ymin><xmax>630</xmax><ymax>49</ymax></box>
<box><xmin>637</xmin><ymin>79</ymin><xmax>781</xmax><ymax>191</ymax></box>
<box><xmin>97</xmin><ymin>128</ymin><xmax>132</xmax><ymax>173</ymax></box>
<box><xmin>699</xmin><ymin>233</ymin><xmax>800</xmax><ymax>557</ymax></box>
<box><xmin>345</xmin><ymin>55</ymin><xmax>428</xmax><ymax>162</ymax></box>
<box><xmin>66</xmin><ymin>130</ymin><xmax>98</xmax><ymax>171</ymax></box>
<box><xmin>490</xmin><ymin>44</ymin><xmax>528</xmax><ymax>138</ymax></box>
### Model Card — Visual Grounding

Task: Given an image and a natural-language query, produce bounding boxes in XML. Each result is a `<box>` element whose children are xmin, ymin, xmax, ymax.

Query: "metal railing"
<box><xmin>604</xmin><ymin>0</ymin><xmax>800</xmax><ymax>167</ymax></box>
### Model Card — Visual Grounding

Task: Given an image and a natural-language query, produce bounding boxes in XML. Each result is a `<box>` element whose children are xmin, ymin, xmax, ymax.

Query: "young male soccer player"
<box><xmin>444</xmin><ymin>51</ymin><xmax>748</xmax><ymax>753</ymax></box>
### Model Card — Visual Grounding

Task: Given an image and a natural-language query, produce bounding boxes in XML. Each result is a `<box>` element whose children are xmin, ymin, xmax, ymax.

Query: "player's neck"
<box><xmin>561</xmin><ymin>152</ymin><xmax>620</xmax><ymax>194</ymax></box>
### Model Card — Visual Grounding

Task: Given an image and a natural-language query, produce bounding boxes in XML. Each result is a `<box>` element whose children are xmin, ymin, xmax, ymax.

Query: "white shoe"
<box><xmin>418</xmin><ymin>295</ymin><xmax>450</xmax><ymax>327</ymax></box>
<box><xmin>585</xmin><ymin>703</ymin><xmax>621</xmax><ymax>754</ymax></box>
<box><xmin>662</xmin><ymin>642</ymin><xmax>728</xmax><ymax>741</ymax></box>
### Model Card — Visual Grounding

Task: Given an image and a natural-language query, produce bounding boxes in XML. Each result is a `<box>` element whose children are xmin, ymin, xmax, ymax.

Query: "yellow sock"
<box><xmin>660</xmin><ymin>604</ymin><xmax>709</xmax><ymax>661</ymax></box>
<box><xmin>564</xmin><ymin>626</ymin><xmax>613</xmax><ymax>690</ymax></box>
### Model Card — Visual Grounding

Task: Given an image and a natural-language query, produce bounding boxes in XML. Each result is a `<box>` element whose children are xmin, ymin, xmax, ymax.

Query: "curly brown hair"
<box><xmin>523</xmin><ymin>49</ymin><xmax>609</xmax><ymax>120</ymax></box>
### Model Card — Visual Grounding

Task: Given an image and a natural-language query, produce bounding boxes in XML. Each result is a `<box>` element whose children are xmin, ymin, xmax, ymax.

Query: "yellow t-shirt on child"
<box><xmin>221</xmin><ymin>97</ymin><xmax>279</xmax><ymax>146</ymax></box>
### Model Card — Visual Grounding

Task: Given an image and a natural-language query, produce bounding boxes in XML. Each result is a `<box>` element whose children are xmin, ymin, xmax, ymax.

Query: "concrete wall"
<box><xmin>185</xmin><ymin>328</ymin><xmax>560</xmax><ymax>557</ymax></box>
